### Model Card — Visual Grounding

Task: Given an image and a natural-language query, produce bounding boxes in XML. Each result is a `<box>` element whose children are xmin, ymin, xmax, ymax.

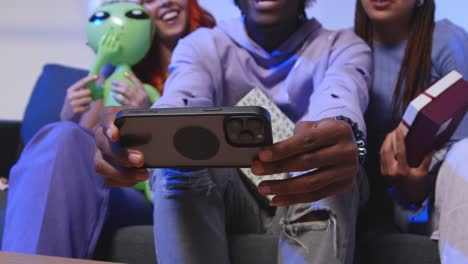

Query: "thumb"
<box><xmin>418</xmin><ymin>151</ymin><xmax>434</xmax><ymax>172</ymax></box>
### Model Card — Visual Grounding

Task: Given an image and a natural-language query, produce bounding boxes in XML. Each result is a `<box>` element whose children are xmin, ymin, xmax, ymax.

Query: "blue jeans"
<box><xmin>151</xmin><ymin>166</ymin><xmax>366</xmax><ymax>264</ymax></box>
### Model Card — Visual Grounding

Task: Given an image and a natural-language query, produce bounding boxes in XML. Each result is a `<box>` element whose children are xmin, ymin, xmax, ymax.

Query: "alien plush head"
<box><xmin>86</xmin><ymin>2</ymin><xmax>154</xmax><ymax>67</ymax></box>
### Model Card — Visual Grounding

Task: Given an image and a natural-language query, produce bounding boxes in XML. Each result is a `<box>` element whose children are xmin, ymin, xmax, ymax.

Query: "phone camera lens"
<box><xmin>247</xmin><ymin>118</ymin><xmax>263</xmax><ymax>132</ymax></box>
<box><xmin>255</xmin><ymin>133</ymin><xmax>265</xmax><ymax>141</ymax></box>
<box><xmin>239</xmin><ymin>131</ymin><xmax>254</xmax><ymax>144</ymax></box>
<box><xmin>228</xmin><ymin>132</ymin><xmax>239</xmax><ymax>141</ymax></box>
<box><xmin>226</xmin><ymin>118</ymin><xmax>243</xmax><ymax>132</ymax></box>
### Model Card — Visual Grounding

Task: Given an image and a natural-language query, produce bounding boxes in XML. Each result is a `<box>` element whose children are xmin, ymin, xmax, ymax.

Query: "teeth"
<box><xmin>162</xmin><ymin>11</ymin><xmax>178</xmax><ymax>21</ymax></box>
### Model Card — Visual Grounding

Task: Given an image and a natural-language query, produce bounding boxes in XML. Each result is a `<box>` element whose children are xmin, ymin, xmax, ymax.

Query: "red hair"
<box><xmin>133</xmin><ymin>0</ymin><xmax>215</xmax><ymax>95</ymax></box>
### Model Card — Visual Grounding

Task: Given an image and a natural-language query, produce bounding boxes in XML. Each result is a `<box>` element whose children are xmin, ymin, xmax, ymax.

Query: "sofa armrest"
<box><xmin>0</xmin><ymin>121</ymin><xmax>22</xmax><ymax>178</ymax></box>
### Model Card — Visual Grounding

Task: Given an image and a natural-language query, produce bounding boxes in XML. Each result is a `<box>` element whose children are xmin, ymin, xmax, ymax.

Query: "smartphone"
<box><xmin>114</xmin><ymin>106</ymin><xmax>273</xmax><ymax>168</ymax></box>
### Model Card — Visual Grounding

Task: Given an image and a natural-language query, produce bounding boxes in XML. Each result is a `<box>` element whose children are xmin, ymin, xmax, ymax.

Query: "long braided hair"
<box><xmin>354</xmin><ymin>0</ymin><xmax>435</xmax><ymax>120</ymax></box>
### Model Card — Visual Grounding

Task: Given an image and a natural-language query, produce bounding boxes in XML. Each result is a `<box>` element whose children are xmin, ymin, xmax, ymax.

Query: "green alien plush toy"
<box><xmin>86</xmin><ymin>2</ymin><xmax>160</xmax><ymax>106</ymax></box>
<box><xmin>87</xmin><ymin>2</ymin><xmax>157</xmax><ymax>200</ymax></box>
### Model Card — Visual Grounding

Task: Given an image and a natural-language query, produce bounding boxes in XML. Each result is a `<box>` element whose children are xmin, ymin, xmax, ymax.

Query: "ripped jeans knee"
<box><xmin>281</xmin><ymin>208</ymin><xmax>338</xmax><ymax>255</ymax></box>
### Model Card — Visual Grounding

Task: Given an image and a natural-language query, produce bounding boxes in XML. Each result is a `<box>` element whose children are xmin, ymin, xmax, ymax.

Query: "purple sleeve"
<box><xmin>300</xmin><ymin>30</ymin><xmax>371</xmax><ymax>135</ymax></box>
<box><xmin>434</xmin><ymin>20</ymin><xmax>468</xmax><ymax>79</ymax></box>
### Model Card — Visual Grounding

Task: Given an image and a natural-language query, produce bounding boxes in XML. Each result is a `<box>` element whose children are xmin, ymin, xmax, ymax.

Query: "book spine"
<box><xmin>401</xmin><ymin>94</ymin><xmax>432</xmax><ymax>127</ymax></box>
<box><xmin>425</xmin><ymin>70</ymin><xmax>462</xmax><ymax>97</ymax></box>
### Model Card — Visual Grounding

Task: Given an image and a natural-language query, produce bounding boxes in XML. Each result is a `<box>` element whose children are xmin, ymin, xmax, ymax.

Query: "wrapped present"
<box><xmin>398</xmin><ymin>70</ymin><xmax>468</xmax><ymax>167</ymax></box>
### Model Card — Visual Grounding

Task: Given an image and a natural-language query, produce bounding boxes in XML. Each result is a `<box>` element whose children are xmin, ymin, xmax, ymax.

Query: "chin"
<box><xmin>161</xmin><ymin>28</ymin><xmax>186</xmax><ymax>41</ymax></box>
<box><xmin>250</xmin><ymin>14</ymin><xmax>284</xmax><ymax>27</ymax></box>
<box><xmin>367</xmin><ymin>12</ymin><xmax>398</xmax><ymax>23</ymax></box>
<box><xmin>158</xmin><ymin>21</ymin><xmax>186</xmax><ymax>36</ymax></box>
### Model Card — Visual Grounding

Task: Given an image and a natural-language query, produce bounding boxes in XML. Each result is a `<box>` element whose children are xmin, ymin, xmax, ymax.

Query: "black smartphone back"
<box><xmin>115</xmin><ymin>106</ymin><xmax>273</xmax><ymax>168</ymax></box>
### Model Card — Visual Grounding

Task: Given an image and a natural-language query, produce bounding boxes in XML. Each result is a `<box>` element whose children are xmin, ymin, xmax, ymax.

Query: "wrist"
<box><xmin>388</xmin><ymin>185</ymin><xmax>427</xmax><ymax>211</ymax></box>
<box><xmin>335</xmin><ymin>115</ymin><xmax>367</xmax><ymax>165</ymax></box>
<box><xmin>394</xmin><ymin>179</ymin><xmax>430</xmax><ymax>205</ymax></box>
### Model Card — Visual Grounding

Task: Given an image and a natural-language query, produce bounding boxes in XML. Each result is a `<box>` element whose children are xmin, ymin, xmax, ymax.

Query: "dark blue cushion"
<box><xmin>21</xmin><ymin>64</ymin><xmax>88</xmax><ymax>143</ymax></box>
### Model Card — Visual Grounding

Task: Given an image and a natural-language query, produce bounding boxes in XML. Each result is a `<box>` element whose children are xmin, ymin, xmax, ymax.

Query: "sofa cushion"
<box><xmin>357</xmin><ymin>233</ymin><xmax>440</xmax><ymax>264</ymax></box>
<box><xmin>95</xmin><ymin>225</ymin><xmax>279</xmax><ymax>264</ymax></box>
<box><xmin>229</xmin><ymin>234</ymin><xmax>279</xmax><ymax>264</ymax></box>
<box><xmin>21</xmin><ymin>64</ymin><xmax>87</xmax><ymax>144</ymax></box>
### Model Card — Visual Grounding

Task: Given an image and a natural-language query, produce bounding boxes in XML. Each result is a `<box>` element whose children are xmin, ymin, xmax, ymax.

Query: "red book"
<box><xmin>398</xmin><ymin>70</ymin><xmax>468</xmax><ymax>167</ymax></box>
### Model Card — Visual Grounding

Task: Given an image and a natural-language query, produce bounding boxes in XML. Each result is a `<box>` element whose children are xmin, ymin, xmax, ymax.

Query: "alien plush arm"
<box><xmin>86</xmin><ymin>2</ymin><xmax>159</xmax><ymax>106</ymax></box>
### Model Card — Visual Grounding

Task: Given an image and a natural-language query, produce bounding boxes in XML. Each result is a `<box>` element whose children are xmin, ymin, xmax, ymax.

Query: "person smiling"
<box><xmin>94</xmin><ymin>0</ymin><xmax>372</xmax><ymax>263</ymax></box>
<box><xmin>354</xmin><ymin>0</ymin><xmax>468</xmax><ymax>262</ymax></box>
<box><xmin>2</xmin><ymin>0</ymin><xmax>215</xmax><ymax>259</ymax></box>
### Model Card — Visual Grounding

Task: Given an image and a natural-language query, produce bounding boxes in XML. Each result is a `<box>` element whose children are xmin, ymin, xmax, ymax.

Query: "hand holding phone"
<box><xmin>94</xmin><ymin>106</ymin><xmax>150</xmax><ymax>188</ymax></box>
<box><xmin>114</xmin><ymin>106</ymin><xmax>273</xmax><ymax>168</ymax></box>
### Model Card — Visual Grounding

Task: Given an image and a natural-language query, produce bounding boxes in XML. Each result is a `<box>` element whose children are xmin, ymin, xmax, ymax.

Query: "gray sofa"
<box><xmin>0</xmin><ymin>64</ymin><xmax>440</xmax><ymax>264</ymax></box>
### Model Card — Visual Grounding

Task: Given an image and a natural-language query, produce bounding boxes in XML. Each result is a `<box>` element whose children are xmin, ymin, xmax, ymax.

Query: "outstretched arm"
<box><xmin>252</xmin><ymin>30</ymin><xmax>372</xmax><ymax>206</ymax></box>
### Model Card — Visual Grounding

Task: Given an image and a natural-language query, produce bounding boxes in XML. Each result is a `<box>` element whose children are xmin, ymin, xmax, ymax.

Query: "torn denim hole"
<box><xmin>160</xmin><ymin>169</ymin><xmax>216</xmax><ymax>197</ymax></box>
<box><xmin>356</xmin><ymin>67</ymin><xmax>367</xmax><ymax>77</ymax></box>
<box><xmin>280</xmin><ymin>207</ymin><xmax>339</xmax><ymax>257</ymax></box>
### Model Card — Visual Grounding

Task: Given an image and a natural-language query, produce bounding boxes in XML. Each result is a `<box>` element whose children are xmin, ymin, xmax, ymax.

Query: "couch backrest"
<box><xmin>21</xmin><ymin>64</ymin><xmax>88</xmax><ymax>143</ymax></box>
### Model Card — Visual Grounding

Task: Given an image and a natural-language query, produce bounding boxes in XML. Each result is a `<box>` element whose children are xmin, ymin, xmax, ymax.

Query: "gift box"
<box><xmin>398</xmin><ymin>70</ymin><xmax>468</xmax><ymax>167</ymax></box>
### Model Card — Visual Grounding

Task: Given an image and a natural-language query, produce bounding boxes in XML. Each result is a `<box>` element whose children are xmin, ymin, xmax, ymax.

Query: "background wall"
<box><xmin>1</xmin><ymin>0</ymin><xmax>467</xmax><ymax>120</ymax></box>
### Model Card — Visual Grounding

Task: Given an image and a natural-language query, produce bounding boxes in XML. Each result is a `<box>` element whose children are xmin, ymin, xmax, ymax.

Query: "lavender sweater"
<box><xmin>154</xmin><ymin>17</ymin><xmax>371</xmax><ymax>132</ymax></box>
<box><xmin>365</xmin><ymin>20</ymin><xmax>468</xmax><ymax>213</ymax></box>
<box><xmin>367</xmin><ymin>19</ymin><xmax>468</xmax><ymax>153</ymax></box>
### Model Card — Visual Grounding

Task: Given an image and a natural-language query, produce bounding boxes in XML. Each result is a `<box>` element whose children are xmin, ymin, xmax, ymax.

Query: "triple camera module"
<box><xmin>224</xmin><ymin>116</ymin><xmax>269</xmax><ymax>147</ymax></box>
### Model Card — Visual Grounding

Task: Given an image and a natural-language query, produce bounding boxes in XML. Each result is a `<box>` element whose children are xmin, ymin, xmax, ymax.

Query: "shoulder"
<box><xmin>172</xmin><ymin>27</ymin><xmax>221</xmax><ymax>63</ymax></box>
<box><xmin>431</xmin><ymin>19</ymin><xmax>468</xmax><ymax>77</ymax></box>
<box><xmin>175</xmin><ymin>21</ymin><xmax>236</xmax><ymax>56</ymax></box>
<box><xmin>178</xmin><ymin>27</ymin><xmax>217</xmax><ymax>47</ymax></box>
<box><xmin>433</xmin><ymin>19</ymin><xmax>468</xmax><ymax>42</ymax></box>
<box><xmin>432</xmin><ymin>19</ymin><xmax>468</xmax><ymax>51</ymax></box>
<box><xmin>316</xmin><ymin>25</ymin><xmax>369</xmax><ymax>48</ymax></box>
<box><xmin>308</xmin><ymin>25</ymin><xmax>371</xmax><ymax>62</ymax></box>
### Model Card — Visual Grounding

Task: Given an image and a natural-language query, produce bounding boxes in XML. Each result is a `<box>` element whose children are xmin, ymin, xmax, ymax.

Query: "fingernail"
<box><xmin>257</xmin><ymin>184</ymin><xmax>271</xmax><ymax>195</ymax></box>
<box><xmin>251</xmin><ymin>161</ymin><xmax>264</xmax><ymax>174</ymax></box>
<box><xmin>129</xmin><ymin>153</ymin><xmax>142</xmax><ymax>165</ymax></box>
<box><xmin>260</xmin><ymin>149</ymin><xmax>273</xmax><ymax>162</ymax></box>
<box><xmin>106</xmin><ymin>128</ymin><xmax>115</xmax><ymax>140</ymax></box>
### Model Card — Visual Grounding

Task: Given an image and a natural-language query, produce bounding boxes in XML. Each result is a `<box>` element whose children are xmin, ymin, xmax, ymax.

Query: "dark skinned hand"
<box><xmin>93</xmin><ymin>106</ymin><xmax>149</xmax><ymax>187</ymax></box>
<box><xmin>252</xmin><ymin>118</ymin><xmax>360</xmax><ymax>206</ymax></box>
<box><xmin>380</xmin><ymin>128</ymin><xmax>434</xmax><ymax>204</ymax></box>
